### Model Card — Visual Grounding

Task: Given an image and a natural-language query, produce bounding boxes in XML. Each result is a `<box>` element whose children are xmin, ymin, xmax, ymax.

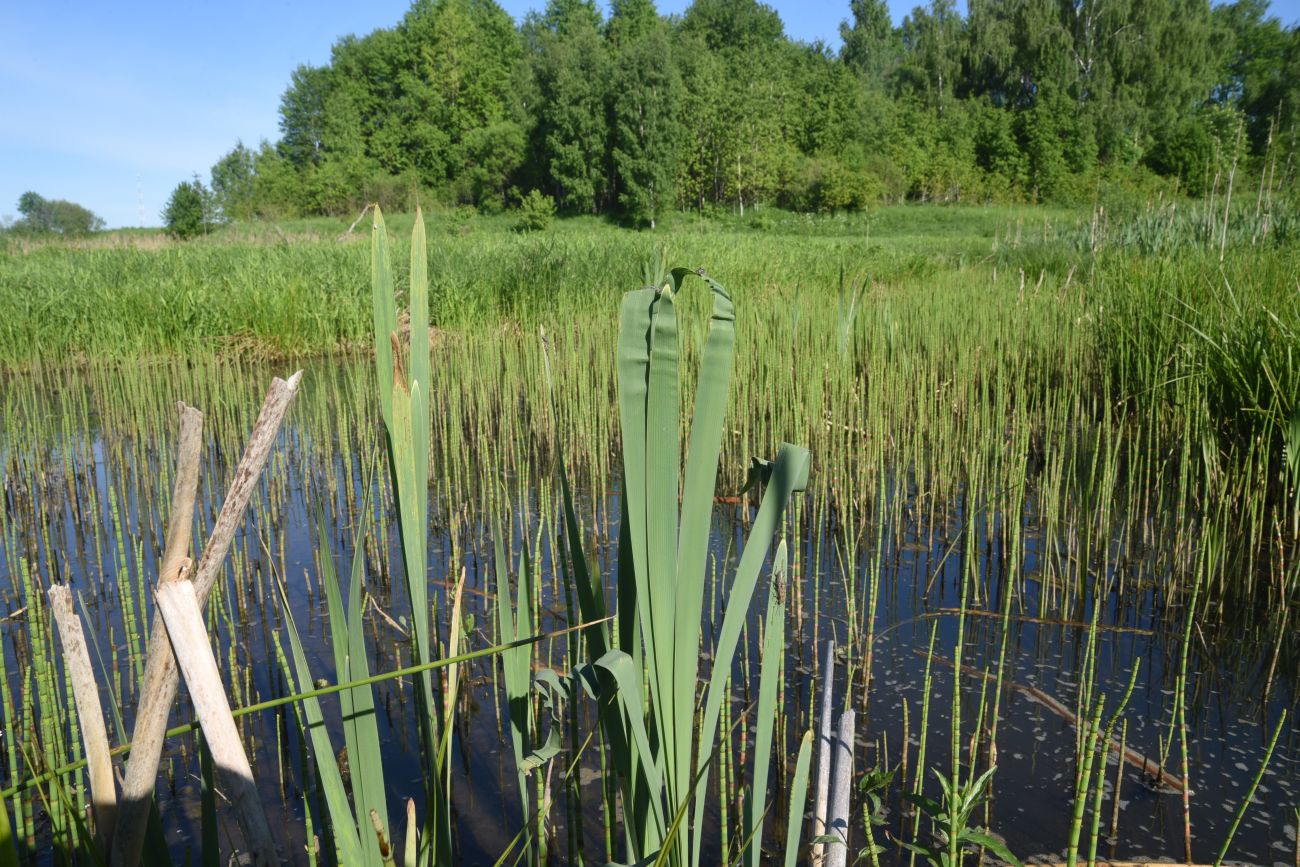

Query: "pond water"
<box><xmin>1</xmin><ymin>357</ymin><xmax>1296</xmax><ymax>865</ymax></box>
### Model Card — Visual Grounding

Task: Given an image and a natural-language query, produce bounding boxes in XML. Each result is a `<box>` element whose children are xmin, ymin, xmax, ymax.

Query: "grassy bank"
<box><xmin>0</xmin><ymin>204</ymin><xmax>1078</xmax><ymax>365</ymax></box>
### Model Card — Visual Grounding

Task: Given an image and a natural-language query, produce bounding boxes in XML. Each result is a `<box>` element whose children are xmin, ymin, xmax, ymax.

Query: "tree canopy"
<box><xmin>9</xmin><ymin>192</ymin><xmax>105</xmax><ymax>235</ymax></box>
<box><xmin>163</xmin><ymin>177</ymin><xmax>219</xmax><ymax>239</ymax></box>
<box><xmin>207</xmin><ymin>0</ymin><xmax>1300</xmax><ymax>221</ymax></box>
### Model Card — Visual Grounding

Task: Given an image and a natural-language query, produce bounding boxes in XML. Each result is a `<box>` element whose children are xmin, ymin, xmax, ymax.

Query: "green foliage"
<box><xmin>903</xmin><ymin>768</ymin><xmax>1022</xmax><ymax>867</ymax></box>
<box><xmin>840</xmin><ymin>0</ymin><xmax>901</xmax><ymax>79</ymax></box>
<box><xmin>210</xmin><ymin>143</ymin><xmax>258</xmax><ymax>221</ymax></box>
<box><xmin>1214</xmin><ymin>0</ymin><xmax>1300</xmax><ymax>152</ymax></box>
<box><xmin>162</xmin><ymin>177</ymin><xmax>218</xmax><ymax>239</ymax></box>
<box><xmin>610</xmin><ymin>17</ymin><xmax>683</xmax><ymax>227</ymax></box>
<box><xmin>515</xmin><ymin>189</ymin><xmax>555</xmax><ymax>231</ymax></box>
<box><xmin>202</xmin><ymin>0</ymin><xmax>1300</xmax><ymax>220</ymax></box>
<box><xmin>369</xmin><ymin>206</ymin><xmax>452</xmax><ymax>864</ymax></box>
<box><xmin>531</xmin><ymin>2</ymin><xmax>610</xmax><ymax>214</ymax></box>
<box><xmin>10</xmin><ymin>192</ymin><xmax>104</xmax><ymax>235</ymax></box>
<box><xmin>1097</xmin><ymin>248</ymin><xmax>1299</xmax><ymax>478</ymax></box>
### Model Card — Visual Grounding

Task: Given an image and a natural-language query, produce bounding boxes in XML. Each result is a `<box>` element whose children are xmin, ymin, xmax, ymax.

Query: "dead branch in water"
<box><xmin>915</xmin><ymin>649</ymin><xmax>1187</xmax><ymax>793</ymax></box>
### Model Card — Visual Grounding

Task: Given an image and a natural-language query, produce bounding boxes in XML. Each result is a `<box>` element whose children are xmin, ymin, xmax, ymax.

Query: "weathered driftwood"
<box><xmin>811</xmin><ymin>639</ymin><xmax>836</xmax><ymax>865</ymax></box>
<box><xmin>916</xmin><ymin>650</ymin><xmax>1187</xmax><ymax>792</ymax></box>
<box><xmin>154</xmin><ymin>580</ymin><xmax>277</xmax><ymax>865</ymax></box>
<box><xmin>47</xmin><ymin>585</ymin><xmax>116</xmax><ymax>851</ymax></box>
<box><xmin>113</xmin><ymin>375</ymin><xmax>300</xmax><ymax>867</ymax></box>
<box><xmin>825</xmin><ymin>709</ymin><xmax>856</xmax><ymax>867</ymax></box>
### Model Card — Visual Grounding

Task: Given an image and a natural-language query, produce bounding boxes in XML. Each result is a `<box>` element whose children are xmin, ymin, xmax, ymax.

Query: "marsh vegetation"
<box><xmin>0</xmin><ymin>204</ymin><xmax>1296</xmax><ymax>865</ymax></box>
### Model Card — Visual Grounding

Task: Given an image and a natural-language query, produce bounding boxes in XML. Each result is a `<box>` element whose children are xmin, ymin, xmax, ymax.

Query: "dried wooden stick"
<box><xmin>192</xmin><ymin>372</ymin><xmax>302</xmax><ymax>602</ymax></box>
<box><xmin>113</xmin><ymin>374</ymin><xmax>300</xmax><ymax>867</ymax></box>
<box><xmin>47</xmin><ymin>585</ymin><xmax>116</xmax><ymax>851</ymax></box>
<box><xmin>336</xmin><ymin>203</ymin><xmax>373</xmax><ymax>242</ymax></box>
<box><xmin>154</xmin><ymin>580</ymin><xmax>277</xmax><ymax>865</ymax></box>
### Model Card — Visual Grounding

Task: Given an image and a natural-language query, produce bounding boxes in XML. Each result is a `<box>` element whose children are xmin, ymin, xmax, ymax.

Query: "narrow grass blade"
<box><xmin>783</xmin><ymin>731</ymin><xmax>814</xmax><ymax>867</ymax></box>
<box><xmin>273</xmin><ymin>579</ymin><xmax>365</xmax><ymax>864</ymax></box>
<box><xmin>744</xmin><ymin>542</ymin><xmax>787</xmax><ymax>867</ymax></box>
<box><xmin>371</xmin><ymin>206</ymin><xmax>397</xmax><ymax>429</ymax></box>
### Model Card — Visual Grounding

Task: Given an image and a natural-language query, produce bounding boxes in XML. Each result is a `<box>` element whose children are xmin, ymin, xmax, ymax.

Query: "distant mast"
<box><xmin>137</xmin><ymin>175</ymin><xmax>145</xmax><ymax>229</ymax></box>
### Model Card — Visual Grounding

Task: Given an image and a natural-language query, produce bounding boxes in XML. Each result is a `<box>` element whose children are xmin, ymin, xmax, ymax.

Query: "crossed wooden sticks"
<box><xmin>47</xmin><ymin>372</ymin><xmax>301</xmax><ymax>866</ymax></box>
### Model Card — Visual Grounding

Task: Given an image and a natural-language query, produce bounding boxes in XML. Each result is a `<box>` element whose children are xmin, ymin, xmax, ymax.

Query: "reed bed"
<box><xmin>0</xmin><ymin>205</ymin><xmax>1296</xmax><ymax>865</ymax></box>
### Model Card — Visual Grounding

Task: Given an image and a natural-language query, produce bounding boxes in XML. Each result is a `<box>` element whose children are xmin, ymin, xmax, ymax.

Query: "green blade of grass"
<box><xmin>783</xmin><ymin>731</ymin><xmax>814</xmax><ymax>867</ymax></box>
<box><xmin>371</xmin><ymin>206</ymin><xmax>397</xmax><ymax>429</ymax></box>
<box><xmin>273</xmin><ymin>579</ymin><xmax>365</xmax><ymax>865</ymax></box>
<box><xmin>744</xmin><ymin>541</ymin><xmax>787</xmax><ymax>867</ymax></box>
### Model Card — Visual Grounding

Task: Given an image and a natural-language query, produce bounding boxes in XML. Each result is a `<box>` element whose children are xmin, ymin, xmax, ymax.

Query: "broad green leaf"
<box><xmin>961</xmin><ymin>830</ymin><xmax>1022</xmax><ymax>867</ymax></box>
<box><xmin>402</xmin><ymin>800</ymin><xmax>418</xmax><ymax>867</ymax></box>
<box><xmin>595</xmin><ymin>649</ymin><xmax>668</xmax><ymax>848</ymax></box>
<box><xmin>673</xmin><ymin>273</ymin><xmax>734</xmax><ymax>849</ymax></box>
<box><xmin>642</xmin><ymin>279</ymin><xmax>683</xmax><ymax>815</ymax></box>
<box><xmin>409</xmin><ymin>208</ymin><xmax>430</xmax><ymax>503</ymax></box>
<box><xmin>346</xmin><ymin>532</ymin><xmax>389</xmax><ymax>845</ymax></box>
<box><xmin>616</xmin><ymin>288</ymin><xmax>659</xmax><ymax>684</ymax></box>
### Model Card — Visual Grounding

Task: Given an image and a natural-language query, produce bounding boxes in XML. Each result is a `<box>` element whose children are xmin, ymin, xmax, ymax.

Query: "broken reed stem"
<box><xmin>46</xmin><ymin>585</ymin><xmax>116</xmax><ymax>852</ymax></box>
<box><xmin>158</xmin><ymin>403</ymin><xmax>205</xmax><ymax>584</ymax></box>
<box><xmin>113</xmin><ymin>374</ymin><xmax>300</xmax><ymax>867</ymax></box>
<box><xmin>154</xmin><ymin>580</ymin><xmax>278</xmax><ymax>865</ymax></box>
<box><xmin>111</xmin><ymin>401</ymin><xmax>204</xmax><ymax>866</ymax></box>
<box><xmin>812</xmin><ymin>639</ymin><xmax>835</xmax><ymax>865</ymax></box>
<box><xmin>825</xmin><ymin>709</ymin><xmax>856</xmax><ymax>867</ymax></box>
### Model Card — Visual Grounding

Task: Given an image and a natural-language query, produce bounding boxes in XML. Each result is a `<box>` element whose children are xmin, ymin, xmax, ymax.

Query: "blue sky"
<box><xmin>3</xmin><ymin>0</ymin><xmax>1297</xmax><ymax>229</ymax></box>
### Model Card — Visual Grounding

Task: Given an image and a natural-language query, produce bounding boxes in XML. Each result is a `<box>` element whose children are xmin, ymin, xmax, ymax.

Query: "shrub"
<box><xmin>515</xmin><ymin>189</ymin><xmax>555</xmax><ymax>232</ymax></box>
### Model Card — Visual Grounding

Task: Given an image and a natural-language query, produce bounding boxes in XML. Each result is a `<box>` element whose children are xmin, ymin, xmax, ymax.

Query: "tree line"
<box><xmin>4</xmin><ymin>192</ymin><xmax>105</xmax><ymax>236</ymax></box>
<box><xmin>202</xmin><ymin>0</ymin><xmax>1298</xmax><ymax>226</ymax></box>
